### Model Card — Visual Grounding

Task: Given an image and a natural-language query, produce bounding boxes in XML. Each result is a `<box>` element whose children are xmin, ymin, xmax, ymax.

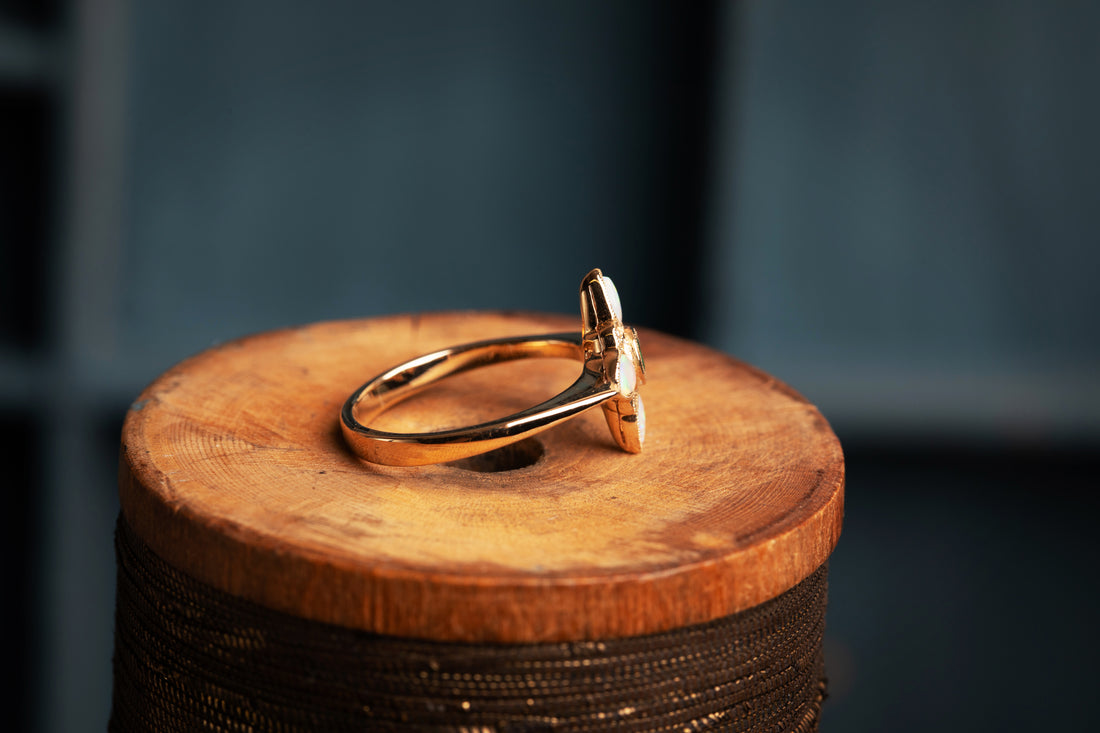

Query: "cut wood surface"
<box><xmin>119</xmin><ymin>312</ymin><xmax>844</xmax><ymax>643</ymax></box>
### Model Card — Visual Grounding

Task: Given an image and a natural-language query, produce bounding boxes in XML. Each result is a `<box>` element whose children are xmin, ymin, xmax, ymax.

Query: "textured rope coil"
<box><xmin>110</xmin><ymin>515</ymin><xmax>828</xmax><ymax>732</ymax></box>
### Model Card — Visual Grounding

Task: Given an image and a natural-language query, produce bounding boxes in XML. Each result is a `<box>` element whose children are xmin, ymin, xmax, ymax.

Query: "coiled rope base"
<box><xmin>110</xmin><ymin>516</ymin><xmax>828</xmax><ymax>733</ymax></box>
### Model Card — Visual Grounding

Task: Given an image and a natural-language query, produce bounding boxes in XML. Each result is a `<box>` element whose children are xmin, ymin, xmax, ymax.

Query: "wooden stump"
<box><xmin>119</xmin><ymin>312</ymin><xmax>844</xmax><ymax>643</ymax></box>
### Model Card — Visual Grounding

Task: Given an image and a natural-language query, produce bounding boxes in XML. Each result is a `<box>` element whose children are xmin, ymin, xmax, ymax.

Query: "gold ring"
<box><xmin>341</xmin><ymin>268</ymin><xmax>646</xmax><ymax>466</ymax></box>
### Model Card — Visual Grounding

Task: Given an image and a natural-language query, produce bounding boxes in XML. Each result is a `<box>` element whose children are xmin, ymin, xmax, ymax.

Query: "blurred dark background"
<box><xmin>2</xmin><ymin>1</ymin><xmax>1098</xmax><ymax>731</ymax></box>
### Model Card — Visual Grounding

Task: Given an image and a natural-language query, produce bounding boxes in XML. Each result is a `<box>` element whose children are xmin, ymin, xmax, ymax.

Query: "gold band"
<box><xmin>340</xmin><ymin>269</ymin><xmax>646</xmax><ymax>466</ymax></box>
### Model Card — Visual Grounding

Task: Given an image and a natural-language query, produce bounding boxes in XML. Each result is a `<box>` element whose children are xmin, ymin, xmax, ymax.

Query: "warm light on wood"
<box><xmin>119</xmin><ymin>312</ymin><xmax>844</xmax><ymax>643</ymax></box>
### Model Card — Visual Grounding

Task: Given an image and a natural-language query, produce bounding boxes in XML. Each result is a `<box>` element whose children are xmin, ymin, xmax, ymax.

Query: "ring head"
<box><xmin>584</xmin><ymin>275</ymin><xmax>645</xmax><ymax>454</ymax></box>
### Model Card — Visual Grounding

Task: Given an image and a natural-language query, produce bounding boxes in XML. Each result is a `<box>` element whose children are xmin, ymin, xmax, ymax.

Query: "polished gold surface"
<box><xmin>341</xmin><ymin>268</ymin><xmax>646</xmax><ymax>465</ymax></box>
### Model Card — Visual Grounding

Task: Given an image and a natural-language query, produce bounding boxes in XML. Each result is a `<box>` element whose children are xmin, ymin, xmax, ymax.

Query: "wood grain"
<box><xmin>119</xmin><ymin>312</ymin><xmax>844</xmax><ymax>643</ymax></box>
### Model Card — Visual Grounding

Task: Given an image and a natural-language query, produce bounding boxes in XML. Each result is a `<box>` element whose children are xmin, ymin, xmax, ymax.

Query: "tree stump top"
<box><xmin>120</xmin><ymin>313</ymin><xmax>844</xmax><ymax>642</ymax></box>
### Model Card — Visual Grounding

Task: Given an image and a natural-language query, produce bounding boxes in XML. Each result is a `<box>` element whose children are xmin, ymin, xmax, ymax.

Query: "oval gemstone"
<box><xmin>618</xmin><ymin>349</ymin><xmax>637</xmax><ymax>395</ymax></box>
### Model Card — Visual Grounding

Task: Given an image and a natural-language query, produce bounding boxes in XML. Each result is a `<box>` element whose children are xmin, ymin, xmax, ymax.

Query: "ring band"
<box><xmin>341</xmin><ymin>269</ymin><xmax>646</xmax><ymax>466</ymax></box>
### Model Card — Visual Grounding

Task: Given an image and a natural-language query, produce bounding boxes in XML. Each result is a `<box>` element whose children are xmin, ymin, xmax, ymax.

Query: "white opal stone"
<box><xmin>602</xmin><ymin>276</ymin><xmax>623</xmax><ymax>320</ymax></box>
<box><xmin>634</xmin><ymin>395</ymin><xmax>646</xmax><ymax>447</ymax></box>
<box><xmin>617</xmin><ymin>350</ymin><xmax>637</xmax><ymax>395</ymax></box>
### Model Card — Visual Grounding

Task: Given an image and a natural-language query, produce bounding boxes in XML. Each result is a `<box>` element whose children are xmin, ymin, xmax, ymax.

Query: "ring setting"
<box><xmin>341</xmin><ymin>268</ymin><xmax>646</xmax><ymax>466</ymax></box>
<box><xmin>581</xmin><ymin>270</ymin><xmax>646</xmax><ymax>454</ymax></box>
